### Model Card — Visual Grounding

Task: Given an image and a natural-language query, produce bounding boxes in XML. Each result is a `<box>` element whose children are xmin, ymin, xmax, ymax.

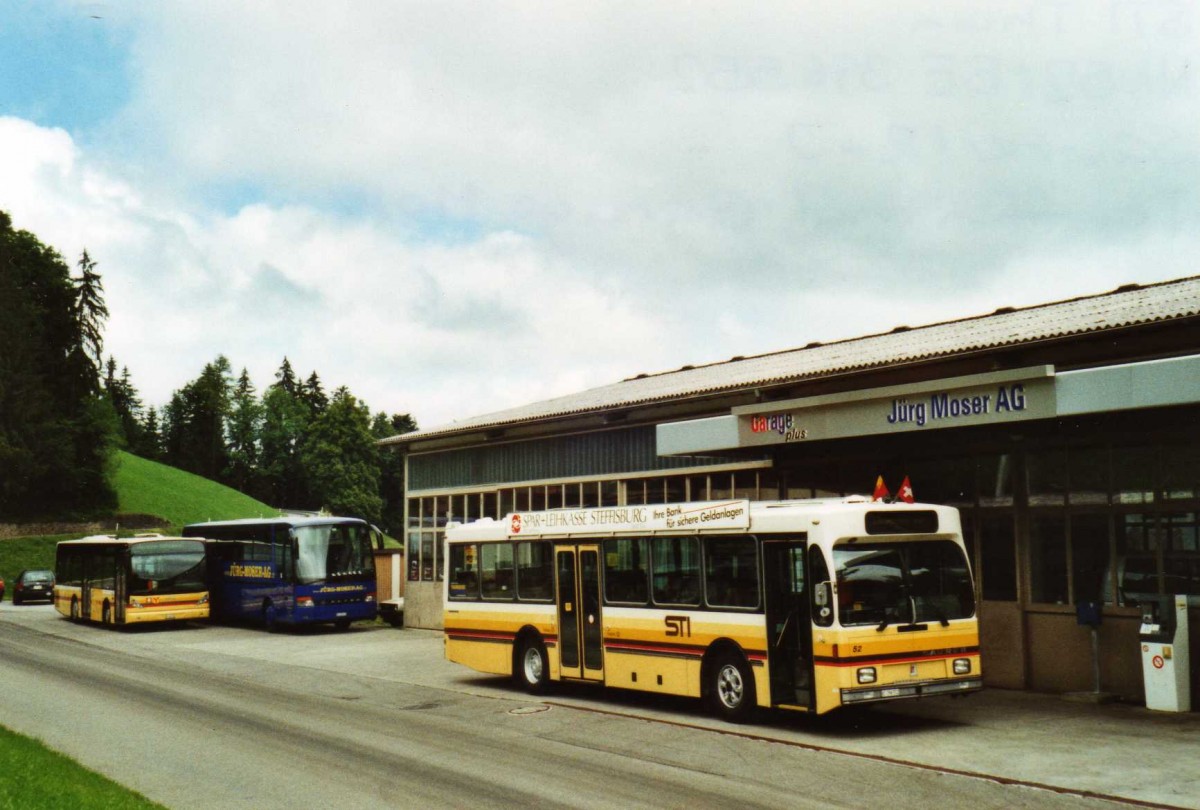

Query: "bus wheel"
<box><xmin>710</xmin><ymin>653</ymin><xmax>756</xmax><ymax>724</ymax></box>
<box><xmin>515</xmin><ymin>637</ymin><xmax>549</xmax><ymax>694</ymax></box>
<box><xmin>70</xmin><ymin>597</ymin><xmax>80</xmax><ymax>621</ymax></box>
<box><xmin>262</xmin><ymin>601</ymin><xmax>280</xmax><ymax>633</ymax></box>
<box><xmin>334</xmin><ymin>618</ymin><xmax>351</xmax><ymax>632</ymax></box>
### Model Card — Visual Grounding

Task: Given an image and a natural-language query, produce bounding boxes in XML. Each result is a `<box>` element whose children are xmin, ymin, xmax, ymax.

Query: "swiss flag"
<box><xmin>897</xmin><ymin>476</ymin><xmax>915</xmax><ymax>504</ymax></box>
<box><xmin>871</xmin><ymin>476</ymin><xmax>890</xmax><ymax>502</ymax></box>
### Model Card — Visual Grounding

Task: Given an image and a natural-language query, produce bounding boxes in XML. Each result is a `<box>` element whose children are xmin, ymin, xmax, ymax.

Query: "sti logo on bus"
<box><xmin>664</xmin><ymin>615</ymin><xmax>691</xmax><ymax>637</ymax></box>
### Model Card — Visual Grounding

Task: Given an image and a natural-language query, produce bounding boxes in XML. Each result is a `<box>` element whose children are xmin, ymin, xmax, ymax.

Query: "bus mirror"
<box><xmin>814</xmin><ymin>581</ymin><xmax>830</xmax><ymax>607</ymax></box>
<box><xmin>370</xmin><ymin>525</ymin><xmax>384</xmax><ymax>551</ymax></box>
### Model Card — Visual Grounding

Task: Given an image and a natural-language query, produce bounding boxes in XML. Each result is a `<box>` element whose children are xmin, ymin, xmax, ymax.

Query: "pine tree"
<box><xmin>301</xmin><ymin>371</ymin><xmax>328</xmax><ymax>416</ymax></box>
<box><xmin>73</xmin><ymin>250</ymin><xmax>108</xmax><ymax>390</ymax></box>
<box><xmin>0</xmin><ymin>214</ymin><xmax>116</xmax><ymax>517</ymax></box>
<box><xmin>274</xmin><ymin>357</ymin><xmax>298</xmax><ymax>395</ymax></box>
<box><xmin>259</xmin><ymin>383</ymin><xmax>310</xmax><ymax>508</ymax></box>
<box><xmin>139</xmin><ymin>406</ymin><xmax>163</xmax><ymax>460</ymax></box>
<box><xmin>225</xmin><ymin>368</ymin><xmax>262</xmax><ymax>494</ymax></box>
<box><xmin>302</xmin><ymin>387</ymin><xmax>382</xmax><ymax>523</ymax></box>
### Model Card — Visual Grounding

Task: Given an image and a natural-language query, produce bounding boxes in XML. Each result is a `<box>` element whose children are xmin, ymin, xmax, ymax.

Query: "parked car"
<box><xmin>12</xmin><ymin>570</ymin><xmax>55</xmax><ymax>605</ymax></box>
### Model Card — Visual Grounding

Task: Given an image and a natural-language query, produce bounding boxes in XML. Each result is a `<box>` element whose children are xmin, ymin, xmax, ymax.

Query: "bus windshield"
<box><xmin>129</xmin><ymin>540</ymin><xmax>207</xmax><ymax>595</ymax></box>
<box><xmin>833</xmin><ymin>540</ymin><xmax>974</xmax><ymax>628</ymax></box>
<box><xmin>294</xmin><ymin>524</ymin><xmax>375</xmax><ymax>584</ymax></box>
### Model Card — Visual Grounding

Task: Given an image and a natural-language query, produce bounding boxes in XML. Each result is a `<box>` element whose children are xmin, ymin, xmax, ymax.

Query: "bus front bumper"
<box><xmin>840</xmin><ymin>677</ymin><xmax>983</xmax><ymax>705</ymax></box>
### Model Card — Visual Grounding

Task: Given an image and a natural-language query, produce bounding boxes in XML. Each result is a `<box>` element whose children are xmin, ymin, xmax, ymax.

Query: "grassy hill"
<box><xmin>112</xmin><ymin>451</ymin><xmax>276</xmax><ymax>528</ymax></box>
<box><xmin>1</xmin><ymin>453</ymin><xmax>277</xmax><ymax>597</ymax></box>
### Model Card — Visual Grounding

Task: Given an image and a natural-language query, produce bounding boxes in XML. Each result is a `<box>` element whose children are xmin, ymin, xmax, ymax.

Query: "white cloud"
<box><xmin>0</xmin><ymin>117</ymin><xmax>672</xmax><ymax>426</ymax></box>
<box><xmin>4</xmin><ymin>2</ymin><xmax>1200</xmax><ymax>428</ymax></box>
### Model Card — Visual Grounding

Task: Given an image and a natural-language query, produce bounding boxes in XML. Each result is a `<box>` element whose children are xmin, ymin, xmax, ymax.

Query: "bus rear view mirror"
<box><xmin>814</xmin><ymin>581</ymin><xmax>830</xmax><ymax>607</ymax></box>
<box><xmin>814</xmin><ymin>581</ymin><xmax>834</xmax><ymax>625</ymax></box>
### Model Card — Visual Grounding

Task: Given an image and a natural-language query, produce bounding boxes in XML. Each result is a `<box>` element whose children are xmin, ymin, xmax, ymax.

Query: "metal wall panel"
<box><xmin>408</xmin><ymin>426</ymin><xmax>731</xmax><ymax>491</ymax></box>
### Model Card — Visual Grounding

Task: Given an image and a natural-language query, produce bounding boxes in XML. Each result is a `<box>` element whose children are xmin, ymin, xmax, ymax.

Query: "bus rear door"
<box><xmin>555</xmin><ymin>545</ymin><xmax>604</xmax><ymax>682</ymax></box>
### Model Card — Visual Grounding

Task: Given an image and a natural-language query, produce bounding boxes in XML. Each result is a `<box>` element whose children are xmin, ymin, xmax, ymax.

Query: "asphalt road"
<box><xmin>0</xmin><ymin>604</ymin><xmax>1148</xmax><ymax>809</ymax></box>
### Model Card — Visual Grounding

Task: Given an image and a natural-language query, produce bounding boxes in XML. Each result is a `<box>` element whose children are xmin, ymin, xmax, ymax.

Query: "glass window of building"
<box><xmin>979</xmin><ymin>516</ymin><xmax>1017</xmax><ymax>600</ymax></box>
<box><xmin>1028</xmin><ymin>448</ymin><xmax>1067</xmax><ymax>507</ymax></box>
<box><xmin>1029</xmin><ymin>514</ymin><xmax>1067</xmax><ymax>604</ymax></box>
<box><xmin>1113</xmin><ymin>444</ymin><xmax>1157</xmax><ymax>504</ymax></box>
<box><xmin>1070</xmin><ymin>514</ymin><xmax>1111</xmax><ymax>603</ymax></box>
<box><xmin>733</xmin><ymin>471</ymin><xmax>757</xmax><ymax>500</ymax></box>
<box><xmin>1068</xmin><ymin>446</ymin><xmax>1109</xmax><ymax>506</ymax></box>
<box><xmin>1162</xmin><ymin>442</ymin><xmax>1199</xmax><ymax>502</ymax></box>
<box><xmin>624</xmin><ymin>479</ymin><xmax>647</xmax><ymax>506</ymax></box>
<box><xmin>667</xmin><ymin>475</ymin><xmax>686</xmax><ymax>506</ymax></box>
<box><xmin>978</xmin><ymin>454</ymin><xmax>1014</xmax><ymax>508</ymax></box>
<box><xmin>710</xmin><ymin>473</ymin><xmax>733</xmax><ymax>501</ymax></box>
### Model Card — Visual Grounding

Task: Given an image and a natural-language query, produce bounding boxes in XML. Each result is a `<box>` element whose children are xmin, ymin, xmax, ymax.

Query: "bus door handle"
<box><xmin>564</xmin><ymin>602</ymin><xmax>573</xmax><ymax>612</ymax></box>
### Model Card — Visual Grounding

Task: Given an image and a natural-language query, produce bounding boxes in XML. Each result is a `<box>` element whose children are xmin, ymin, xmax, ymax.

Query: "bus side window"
<box><xmin>603</xmin><ymin>538</ymin><xmax>649</xmax><ymax>604</ymax></box>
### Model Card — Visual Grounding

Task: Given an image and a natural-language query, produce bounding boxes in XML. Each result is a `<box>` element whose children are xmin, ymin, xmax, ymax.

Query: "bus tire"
<box><xmin>334</xmin><ymin>618</ymin><xmax>351</xmax><ymax>632</ymax></box>
<box><xmin>514</xmin><ymin>636</ymin><xmax>549</xmax><ymax>694</ymax></box>
<box><xmin>709</xmin><ymin>652</ymin><xmax>756</xmax><ymax>724</ymax></box>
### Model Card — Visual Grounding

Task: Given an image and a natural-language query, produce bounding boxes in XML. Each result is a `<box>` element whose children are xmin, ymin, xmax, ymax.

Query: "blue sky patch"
<box><xmin>0</xmin><ymin>2</ymin><xmax>132</xmax><ymax>136</ymax></box>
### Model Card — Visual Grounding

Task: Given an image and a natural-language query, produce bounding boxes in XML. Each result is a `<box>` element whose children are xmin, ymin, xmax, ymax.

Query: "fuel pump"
<box><xmin>1138</xmin><ymin>595</ymin><xmax>1191</xmax><ymax>713</ymax></box>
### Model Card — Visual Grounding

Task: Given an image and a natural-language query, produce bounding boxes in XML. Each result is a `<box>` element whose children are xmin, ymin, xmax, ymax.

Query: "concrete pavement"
<box><xmin>4</xmin><ymin>605</ymin><xmax>1197</xmax><ymax>808</ymax></box>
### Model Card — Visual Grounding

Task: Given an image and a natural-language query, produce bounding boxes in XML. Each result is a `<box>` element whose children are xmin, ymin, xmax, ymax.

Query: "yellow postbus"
<box><xmin>444</xmin><ymin>498</ymin><xmax>981</xmax><ymax>721</ymax></box>
<box><xmin>54</xmin><ymin>534</ymin><xmax>210</xmax><ymax>626</ymax></box>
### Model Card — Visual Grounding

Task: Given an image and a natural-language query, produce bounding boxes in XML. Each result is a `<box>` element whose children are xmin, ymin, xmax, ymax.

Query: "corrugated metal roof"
<box><xmin>386</xmin><ymin>276</ymin><xmax>1200</xmax><ymax>444</ymax></box>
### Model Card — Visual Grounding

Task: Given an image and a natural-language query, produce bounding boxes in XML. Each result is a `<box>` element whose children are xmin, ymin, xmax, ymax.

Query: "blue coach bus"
<box><xmin>182</xmin><ymin>517</ymin><xmax>380</xmax><ymax>631</ymax></box>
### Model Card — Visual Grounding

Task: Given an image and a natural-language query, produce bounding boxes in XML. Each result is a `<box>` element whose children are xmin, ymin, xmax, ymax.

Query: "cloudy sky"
<box><xmin>3</xmin><ymin>1</ymin><xmax>1198</xmax><ymax>429</ymax></box>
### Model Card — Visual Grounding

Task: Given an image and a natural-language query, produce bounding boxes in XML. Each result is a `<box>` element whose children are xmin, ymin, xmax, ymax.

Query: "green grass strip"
<box><xmin>0</xmin><ymin>724</ymin><xmax>166</xmax><ymax>809</ymax></box>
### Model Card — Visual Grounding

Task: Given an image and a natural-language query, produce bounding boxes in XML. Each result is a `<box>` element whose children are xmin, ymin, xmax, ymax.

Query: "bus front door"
<box><xmin>764</xmin><ymin>541</ymin><xmax>813</xmax><ymax>708</ymax></box>
<box><xmin>555</xmin><ymin>545</ymin><xmax>604</xmax><ymax>682</ymax></box>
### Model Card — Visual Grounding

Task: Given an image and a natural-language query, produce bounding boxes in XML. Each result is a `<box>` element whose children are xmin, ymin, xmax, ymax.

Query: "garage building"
<box><xmin>381</xmin><ymin>276</ymin><xmax>1200</xmax><ymax>703</ymax></box>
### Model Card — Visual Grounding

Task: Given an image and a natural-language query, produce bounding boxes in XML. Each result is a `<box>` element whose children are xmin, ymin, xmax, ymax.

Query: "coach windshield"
<box><xmin>833</xmin><ymin>539</ymin><xmax>975</xmax><ymax>628</ymax></box>
<box><xmin>294</xmin><ymin>523</ymin><xmax>376</xmax><ymax>584</ymax></box>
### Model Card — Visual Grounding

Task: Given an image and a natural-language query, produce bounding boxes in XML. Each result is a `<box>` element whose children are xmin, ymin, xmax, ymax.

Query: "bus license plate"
<box><xmin>881</xmin><ymin>687</ymin><xmax>901</xmax><ymax>698</ymax></box>
<box><xmin>336</xmin><ymin>612</ymin><xmax>348</xmax><ymax>618</ymax></box>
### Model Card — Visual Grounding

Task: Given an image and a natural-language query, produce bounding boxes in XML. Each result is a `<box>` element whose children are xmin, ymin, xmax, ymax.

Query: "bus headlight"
<box><xmin>953</xmin><ymin>658</ymin><xmax>971</xmax><ymax>675</ymax></box>
<box><xmin>857</xmin><ymin>667</ymin><xmax>877</xmax><ymax>684</ymax></box>
<box><xmin>297</xmin><ymin>596</ymin><xmax>315</xmax><ymax>608</ymax></box>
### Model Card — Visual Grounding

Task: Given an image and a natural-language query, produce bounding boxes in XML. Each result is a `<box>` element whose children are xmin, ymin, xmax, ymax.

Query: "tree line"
<box><xmin>0</xmin><ymin>209</ymin><xmax>415</xmax><ymax>530</ymax></box>
<box><xmin>107</xmin><ymin>354</ymin><xmax>415</xmax><ymax>531</ymax></box>
<box><xmin>1</xmin><ymin>211</ymin><xmax>116</xmax><ymax>520</ymax></box>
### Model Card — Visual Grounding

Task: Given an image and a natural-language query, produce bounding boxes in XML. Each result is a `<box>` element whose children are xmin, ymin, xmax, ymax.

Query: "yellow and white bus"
<box><xmin>444</xmin><ymin>498</ymin><xmax>981</xmax><ymax>721</ymax></box>
<box><xmin>54</xmin><ymin>534</ymin><xmax>210</xmax><ymax>626</ymax></box>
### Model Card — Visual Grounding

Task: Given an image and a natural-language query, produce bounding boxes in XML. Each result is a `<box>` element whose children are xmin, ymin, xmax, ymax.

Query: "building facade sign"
<box><xmin>736</xmin><ymin>367</ymin><xmax>1057</xmax><ymax>447</ymax></box>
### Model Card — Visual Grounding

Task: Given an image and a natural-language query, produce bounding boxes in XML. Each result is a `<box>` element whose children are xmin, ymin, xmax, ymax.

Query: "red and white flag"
<box><xmin>897</xmin><ymin>476</ymin><xmax>915</xmax><ymax>504</ymax></box>
<box><xmin>871</xmin><ymin>476</ymin><xmax>890</xmax><ymax>502</ymax></box>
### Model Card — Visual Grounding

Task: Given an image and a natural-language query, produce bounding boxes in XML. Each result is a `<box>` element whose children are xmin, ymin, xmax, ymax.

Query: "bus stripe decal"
<box><xmin>813</xmin><ymin>647</ymin><xmax>980</xmax><ymax>666</ymax></box>
<box><xmin>605</xmin><ymin>639</ymin><xmax>768</xmax><ymax>662</ymax></box>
